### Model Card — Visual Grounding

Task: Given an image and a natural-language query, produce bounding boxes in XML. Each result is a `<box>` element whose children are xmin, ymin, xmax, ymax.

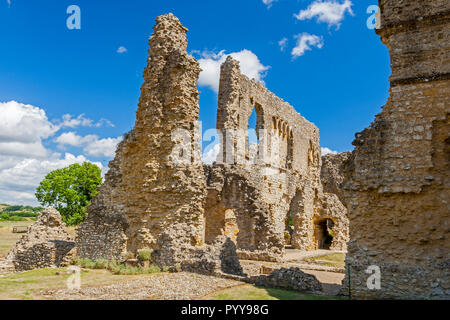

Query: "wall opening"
<box><xmin>204</xmin><ymin>206</ymin><xmax>238</xmax><ymax>244</ymax></box>
<box><xmin>246</xmin><ymin>103</ymin><xmax>264</xmax><ymax>162</ymax></box>
<box><xmin>313</xmin><ymin>218</ymin><xmax>334</xmax><ymax>250</ymax></box>
<box><xmin>284</xmin><ymin>212</ymin><xmax>294</xmax><ymax>247</ymax></box>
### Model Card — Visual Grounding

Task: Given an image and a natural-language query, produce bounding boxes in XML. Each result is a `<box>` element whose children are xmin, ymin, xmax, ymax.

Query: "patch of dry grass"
<box><xmin>0</xmin><ymin>221</ymin><xmax>33</xmax><ymax>258</ymax></box>
<box><xmin>305</xmin><ymin>253</ymin><xmax>346</xmax><ymax>268</ymax></box>
<box><xmin>202</xmin><ymin>284</ymin><xmax>337</xmax><ymax>300</ymax></box>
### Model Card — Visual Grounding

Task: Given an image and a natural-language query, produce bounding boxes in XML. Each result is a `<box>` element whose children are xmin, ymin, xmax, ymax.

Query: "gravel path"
<box><xmin>42</xmin><ymin>272</ymin><xmax>244</xmax><ymax>300</ymax></box>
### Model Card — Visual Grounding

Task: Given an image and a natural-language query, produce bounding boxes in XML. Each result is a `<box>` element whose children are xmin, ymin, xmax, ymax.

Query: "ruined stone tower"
<box><xmin>342</xmin><ymin>0</ymin><xmax>450</xmax><ymax>299</ymax></box>
<box><xmin>77</xmin><ymin>14</ymin><xmax>206</xmax><ymax>266</ymax></box>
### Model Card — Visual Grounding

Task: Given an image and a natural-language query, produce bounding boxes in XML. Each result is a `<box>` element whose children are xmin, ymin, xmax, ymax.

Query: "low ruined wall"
<box><xmin>246</xmin><ymin>268</ymin><xmax>322</xmax><ymax>293</ymax></box>
<box><xmin>6</xmin><ymin>208</ymin><xmax>75</xmax><ymax>272</ymax></box>
<box><xmin>12</xmin><ymin>241</ymin><xmax>74</xmax><ymax>271</ymax></box>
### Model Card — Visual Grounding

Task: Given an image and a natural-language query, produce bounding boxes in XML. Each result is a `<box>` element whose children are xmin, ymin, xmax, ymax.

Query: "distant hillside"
<box><xmin>1</xmin><ymin>204</ymin><xmax>43</xmax><ymax>213</ymax></box>
<box><xmin>0</xmin><ymin>204</ymin><xmax>43</xmax><ymax>220</ymax></box>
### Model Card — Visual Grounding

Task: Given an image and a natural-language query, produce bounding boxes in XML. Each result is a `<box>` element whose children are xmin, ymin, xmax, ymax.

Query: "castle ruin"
<box><xmin>76</xmin><ymin>13</ymin><xmax>348</xmax><ymax>270</ymax></box>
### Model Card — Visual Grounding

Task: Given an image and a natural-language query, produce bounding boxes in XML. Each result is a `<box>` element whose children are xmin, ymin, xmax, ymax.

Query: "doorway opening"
<box><xmin>314</xmin><ymin>218</ymin><xmax>334</xmax><ymax>250</ymax></box>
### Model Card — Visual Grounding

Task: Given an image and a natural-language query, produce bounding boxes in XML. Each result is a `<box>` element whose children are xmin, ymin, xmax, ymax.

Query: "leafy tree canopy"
<box><xmin>35</xmin><ymin>162</ymin><xmax>102</xmax><ymax>225</ymax></box>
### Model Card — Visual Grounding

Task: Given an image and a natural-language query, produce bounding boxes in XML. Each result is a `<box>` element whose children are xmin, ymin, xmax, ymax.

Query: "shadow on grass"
<box><xmin>207</xmin><ymin>284</ymin><xmax>344</xmax><ymax>300</ymax></box>
<box><xmin>261</xmin><ymin>286</ymin><xmax>341</xmax><ymax>300</ymax></box>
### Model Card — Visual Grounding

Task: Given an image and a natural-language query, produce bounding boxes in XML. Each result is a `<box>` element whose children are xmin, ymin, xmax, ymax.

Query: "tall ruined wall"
<box><xmin>205</xmin><ymin>57</ymin><xmax>348</xmax><ymax>260</ymax></box>
<box><xmin>342</xmin><ymin>0</ymin><xmax>450</xmax><ymax>299</ymax></box>
<box><xmin>77</xmin><ymin>14</ymin><xmax>206</xmax><ymax>266</ymax></box>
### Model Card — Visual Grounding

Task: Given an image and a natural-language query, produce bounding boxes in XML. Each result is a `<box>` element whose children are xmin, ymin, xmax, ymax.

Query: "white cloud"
<box><xmin>294</xmin><ymin>0</ymin><xmax>354</xmax><ymax>28</ymax></box>
<box><xmin>83</xmin><ymin>136</ymin><xmax>123</xmax><ymax>158</ymax></box>
<box><xmin>202</xmin><ymin>142</ymin><xmax>221</xmax><ymax>165</ymax></box>
<box><xmin>0</xmin><ymin>101</ymin><xmax>58</xmax><ymax>158</ymax></box>
<box><xmin>0</xmin><ymin>101</ymin><xmax>114</xmax><ymax>206</ymax></box>
<box><xmin>55</xmin><ymin>132</ymin><xmax>122</xmax><ymax>158</ymax></box>
<box><xmin>54</xmin><ymin>132</ymin><xmax>97</xmax><ymax>148</ymax></box>
<box><xmin>291</xmin><ymin>33</ymin><xmax>324</xmax><ymax>58</ymax></box>
<box><xmin>117</xmin><ymin>46</ymin><xmax>128</xmax><ymax>54</ymax></box>
<box><xmin>321</xmin><ymin>147</ymin><xmax>338</xmax><ymax>156</ymax></box>
<box><xmin>196</xmin><ymin>49</ymin><xmax>270</xmax><ymax>93</ymax></box>
<box><xmin>0</xmin><ymin>101</ymin><xmax>58</xmax><ymax>144</ymax></box>
<box><xmin>262</xmin><ymin>0</ymin><xmax>278</xmax><ymax>8</ymax></box>
<box><xmin>278</xmin><ymin>38</ymin><xmax>288</xmax><ymax>52</ymax></box>
<box><xmin>58</xmin><ymin>114</ymin><xmax>114</xmax><ymax>129</ymax></box>
<box><xmin>7</xmin><ymin>0</ymin><xmax>11</xmax><ymax>7</ymax></box>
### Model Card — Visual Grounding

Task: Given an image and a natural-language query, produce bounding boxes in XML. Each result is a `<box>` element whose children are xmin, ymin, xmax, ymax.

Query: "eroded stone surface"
<box><xmin>341</xmin><ymin>0</ymin><xmax>450</xmax><ymax>299</ymax></box>
<box><xmin>321</xmin><ymin>152</ymin><xmax>352</xmax><ymax>204</ymax></box>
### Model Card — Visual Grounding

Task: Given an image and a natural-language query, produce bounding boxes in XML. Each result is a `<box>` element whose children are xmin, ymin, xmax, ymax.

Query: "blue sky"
<box><xmin>0</xmin><ymin>0</ymin><xmax>389</xmax><ymax>205</ymax></box>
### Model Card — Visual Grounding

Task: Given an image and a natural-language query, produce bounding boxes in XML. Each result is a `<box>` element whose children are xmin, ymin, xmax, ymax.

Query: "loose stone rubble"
<box><xmin>341</xmin><ymin>0</ymin><xmax>450</xmax><ymax>299</ymax></box>
<box><xmin>4</xmin><ymin>208</ymin><xmax>75</xmax><ymax>272</ymax></box>
<box><xmin>247</xmin><ymin>268</ymin><xmax>322</xmax><ymax>293</ymax></box>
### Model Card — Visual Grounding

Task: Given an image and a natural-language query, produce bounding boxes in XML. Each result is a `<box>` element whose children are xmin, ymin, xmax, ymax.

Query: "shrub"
<box><xmin>71</xmin><ymin>256</ymin><xmax>162</xmax><ymax>275</ymax></box>
<box><xmin>94</xmin><ymin>258</ymin><xmax>109</xmax><ymax>269</ymax></box>
<box><xmin>8</xmin><ymin>216</ymin><xmax>27</xmax><ymax>222</ymax></box>
<box><xmin>137</xmin><ymin>249</ymin><xmax>153</xmax><ymax>262</ymax></box>
<box><xmin>142</xmin><ymin>265</ymin><xmax>160</xmax><ymax>274</ymax></box>
<box><xmin>8</xmin><ymin>211</ymin><xmax>38</xmax><ymax>218</ymax></box>
<box><xmin>75</xmin><ymin>258</ymin><xmax>96</xmax><ymax>269</ymax></box>
<box><xmin>0</xmin><ymin>213</ymin><xmax>9</xmax><ymax>220</ymax></box>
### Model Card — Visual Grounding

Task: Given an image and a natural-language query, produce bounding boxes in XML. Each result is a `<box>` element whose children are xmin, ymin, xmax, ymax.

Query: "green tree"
<box><xmin>35</xmin><ymin>162</ymin><xmax>102</xmax><ymax>225</ymax></box>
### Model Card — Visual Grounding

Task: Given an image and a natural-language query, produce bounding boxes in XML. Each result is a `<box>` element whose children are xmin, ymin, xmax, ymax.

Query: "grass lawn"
<box><xmin>203</xmin><ymin>284</ymin><xmax>339</xmax><ymax>300</ymax></box>
<box><xmin>305</xmin><ymin>253</ymin><xmax>346</xmax><ymax>268</ymax></box>
<box><xmin>0</xmin><ymin>267</ymin><xmax>163</xmax><ymax>300</ymax></box>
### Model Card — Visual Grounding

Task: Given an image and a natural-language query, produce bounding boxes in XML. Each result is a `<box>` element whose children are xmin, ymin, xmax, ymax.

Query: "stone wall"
<box><xmin>342</xmin><ymin>0</ymin><xmax>450</xmax><ymax>299</ymax></box>
<box><xmin>321</xmin><ymin>152</ymin><xmax>352</xmax><ymax>203</ymax></box>
<box><xmin>205</xmin><ymin>57</ymin><xmax>348</xmax><ymax>259</ymax></box>
<box><xmin>77</xmin><ymin>13</ymin><xmax>206</xmax><ymax>266</ymax></box>
<box><xmin>76</xmin><ymin>14</ymin><xmax>243</xmax><ymax>275</ymax></box>
<box><xmin>5</xmin><ymin>208</ymin><xmax>75</xmax><ymax>272</ymax></box>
